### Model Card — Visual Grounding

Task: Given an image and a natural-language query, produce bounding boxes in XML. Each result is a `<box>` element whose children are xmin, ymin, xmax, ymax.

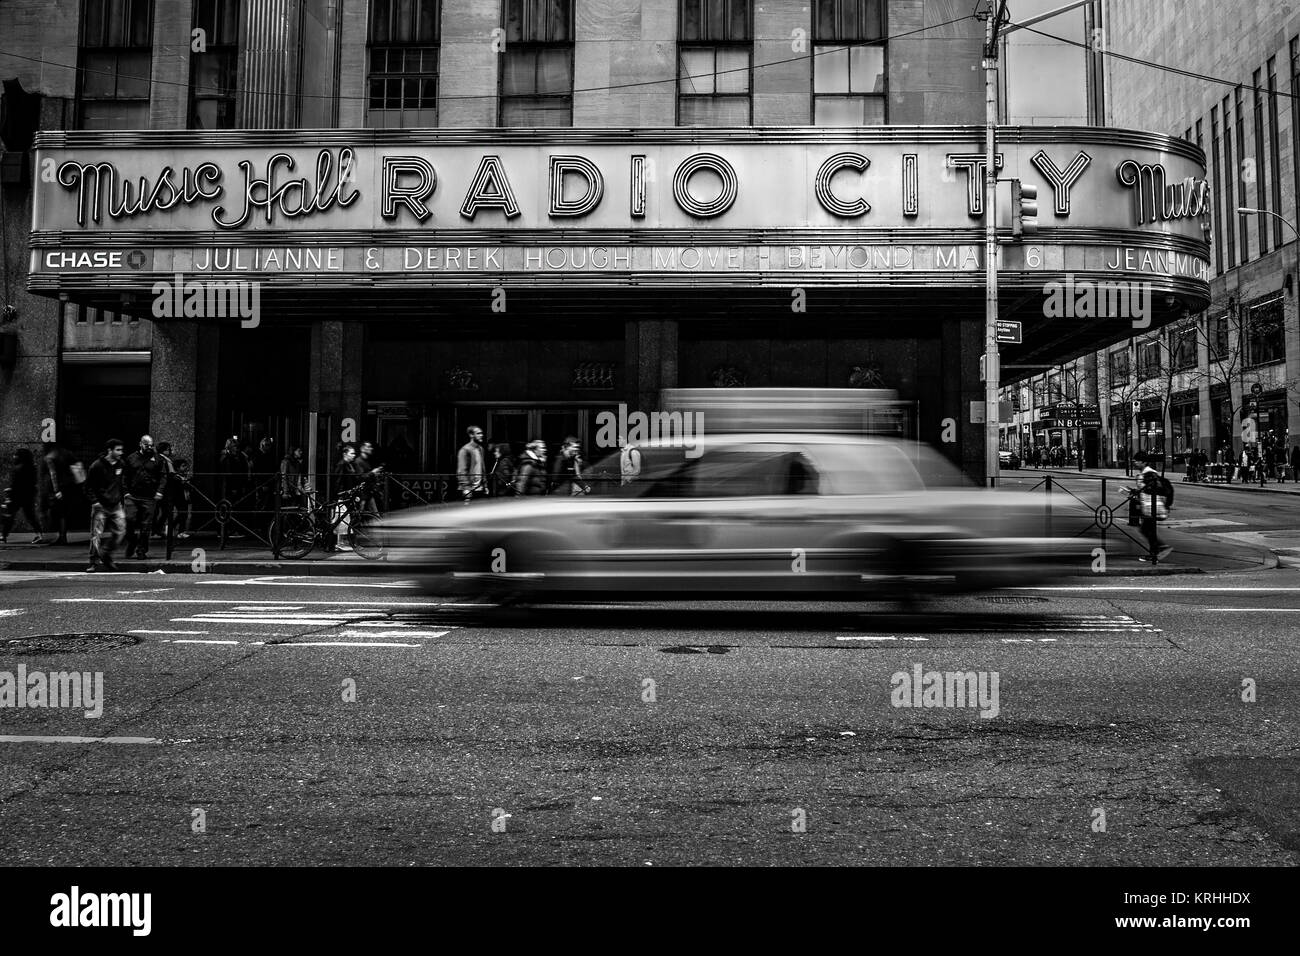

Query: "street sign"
<box><xmin>995</xmin><ymin>320</ymin><xmax>1022</xmax><ymax>344</ymax></box>
<box><xmin>1242</xmin><ymin>417</ymin><xmax>1257</xmax><ymax>443</ymax></box>
<box><xmin>1094</xmin><ymin>505</ymin><xmax>1113</xmax><ymax>529</ymax></box>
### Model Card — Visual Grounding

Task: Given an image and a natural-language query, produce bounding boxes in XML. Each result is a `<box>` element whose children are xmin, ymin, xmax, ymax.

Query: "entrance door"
<box><xmin>466</xmin><ymin>407</ymin><xmax>596</xmax><ymax>460</ymax></box>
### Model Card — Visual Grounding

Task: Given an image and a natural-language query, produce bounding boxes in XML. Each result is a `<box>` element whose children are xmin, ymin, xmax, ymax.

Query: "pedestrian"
<box><xmin>86</xmin><ymin>438</ymin><xmax>127</xmax><ymax>571</ymax></box>
<box><xmin>1291</xmin><ymin>444</ymin><xmax>1300</xmax><ymax>483</ymax></box>
<box><xmin>170</xmin><ymin>458</ymin><xmax>194</xmax><ymax>539</ymax></box>
<box><xmin>219</xmin><ymin>437</ymin><xmax>248</xmax><ymax>503</ymax></box>
<box><xmin>1</xmin><ymin>448</ymin><xmax>45</xmax><ymax>544</ymax></box>
<box><xmin>356</xmin><ymin>440</ymin><xmax>384</xmax><ymax>514</ymax></box>
<box><xmin>549</xmin><ymin>436</ymin><xmax>591</xmax><ymax>495</ymax></box>
<box><xmin>513</xmin><ymin>439</ymin><xmax>549</xmax><ymax>495</ymax></box>
<box><xmin>251</xmin><ymin>436</ymin><xmax>278</xmax><ymax>512</ymax></box>
<box><xmin>122</xmin><ymin>434</ymin><xmax>168</xmax><ymax>560</ymax></box>
<box><xmin>280</xmin><ymin>445</ymin><xmax>307</xmax><ymax>508</ymax></box>
<box><xmin>1134</xmin><ymin>466</ymin><xmax>1173</xmax><ymax>564</ymax></box>
<box><xmin>155</xmin><ymin>441</ymin><xmax>178</xmax><ymax>542</ymax></box>
<box><xmin>331</xmin><ymin>443</ymin><xmax>366</xmax><ymax>551</ymax></box>
<box><xmin>456</xmin><ymin>425</ymin><xmax>487</xmax><ymax>503</ymax></box>
<box><xmin>487</xmin><ymin>443</ymin><xmax>516</xmax><ymax>497</ymax></box>
<box><xmin>41</xmin><ymin>441</ymin><xmax>81</xmax><ymax>545</ymax></box>
<box><xmin>1076</xmin><ymin>445</ymin><xmax>1084</xmax><ymax>472</ymax></box>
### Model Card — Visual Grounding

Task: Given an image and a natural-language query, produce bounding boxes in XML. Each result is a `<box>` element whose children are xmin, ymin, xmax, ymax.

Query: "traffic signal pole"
<box><xmin>983</xmin><ymin>2</ymin><xmax>1007</xmax><ymax>487</ymax></box>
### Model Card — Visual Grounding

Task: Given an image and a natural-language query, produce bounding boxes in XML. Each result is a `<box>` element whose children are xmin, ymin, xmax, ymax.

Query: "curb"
<box><xmin>0</xmin><ymin>558</ymin><xmax>394</xmax><ymax>576</ymax></box>
<box><xmin>1023</xmin><ymin>468</ymin><xmax>1300</xmax><ymax>497</ymax></box>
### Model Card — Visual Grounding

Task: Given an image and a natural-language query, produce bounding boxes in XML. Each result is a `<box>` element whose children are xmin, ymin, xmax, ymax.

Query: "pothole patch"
<box><xmin>2</xmin><ymin>633</ymin><xmax>142</xmax><ymax>655</ymax></box>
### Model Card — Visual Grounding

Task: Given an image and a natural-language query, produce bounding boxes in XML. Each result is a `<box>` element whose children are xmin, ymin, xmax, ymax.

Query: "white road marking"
<box><xmin>174</xmin><ymin>617</ymin><xmax>348</xmax><ymax>626</ymax></box>
<box><xmin>837</xmin><ymin>636</ymin><xmax>896</xmax><ymax>641</ymax></box>
<box><xmin>1203</xmin><ymin>608</ymin><xmax>1300</xmax><ymax>612</ymax></box>
<box><xmin>129</xmin><ymin>629</ymin><xmax>209</xmax><ymax>635</ymax></box>
<box><xmin>54</xmin><ymin>598</ymin><xmax>450</xmax><ymax>606</ymax></box>
<box><xmin>235</xmin><ymin>605</ymin><xmax>303</xmax><ymax>611</ymax></box>
<box><xmin>0</xmin><ymin>735</ymin><xmax>162</xmax><ymax>744</ymax></box>
<box><xmin>336</xmin><ymin>629</ymin><xmax>449</xmax><ymax>639</ymax></box>
<box><xmin>1014</xmin><ymin>586</ymin><xmax>1300</xmax><ymax>592</ymax></box>
<box><xmin>0</xmin><ymin>609</ymin><xmax>25</xmax><ymax>617</ymax></box>
<box><xmin>197</xmin><ymin>577</ymin><xmax>418</xmax><ymax>589</ymax></box>
<box><xmin>117</xmin><ymin>588</ymin><xmax>174</xmax><ymax>594</ymax></box>
<box><xmin>169</xmin><ymin>639</ymin><xmax>241</xmax><ymax>645</ymax></box>
<box><xmin>272</xmin><ymin>641</ymin><xmax>421</xmax><ymax>648</ymax></box>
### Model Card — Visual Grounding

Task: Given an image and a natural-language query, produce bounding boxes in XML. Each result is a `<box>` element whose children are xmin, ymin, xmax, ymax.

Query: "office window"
<box><xmin>1267</xmin><ymin>58</ymin><xmax>1285</xmax><ymax>249</ymax></box>
<box><xmin>1244</xmin><ymin>296</ymin><xmax>1285</xmax><ymax>367</ymax></box>
<box><xmin>1252</xmin><ymin>70</ymin><xmax>1269</xmax><ymax>254</ymax></box>
<box><xmin>501</xmin><ymin>0</ymin><xmax>573</xmax><ymax>126</ymax></box>
<box><xmin>1292</xmin><ymin>39</ymin><xmax>1300</xmax><ymax>255</ymax></box>
<box><xmin>1108</xmin><ymin>348</ymin><xmax>1129</xmax><ymax>382</ymax></box>
<box><xmin>1207</xmin><ymin>313</ymin><xmax>1229</xmax><ymax>362</ymax></box>
<box><xmin>1138</xmin><ymin>341</ymin><xmax>1161</xmax><ymax>378</ymax></box>
<box><xmin>1211</xmin><ymin>107</ymin><xmax>1224</xmax><ymax>273</ymax></box>
<box><xmin>1048</xmin><ymin>372</ymin><xmax>1062</xmax><ymax>401</ymax></box>
<box><xmin>1235</xmin><ymin>86</ymin><xmax>1249</xmax><ymax>260</ymax></box>
<box><xmin>678</xmin><ymin>0</ymin><xmax>752</xmax><ymax>126</ymax></box>
<box><xmin>189</xmin><ymin>0</ymin><xmax>239</xmax><ymax>129</ymax></box>
<box><xmin>367</xmin><ymin>0</ymin><xmax>439</xmax><ymax>128</ymax></box>
<box><xmin>1169</xmin><ymin>324</ymin><xmax>1196</xmax><ymax>370</ymax></box>
<box><xmin>78</xmin><ymin>0</ymin><xmax>153</xmax><ymax>129</ymax></box>
<box><xmin>1222</xmin><ymin>96</ymin><xmax>1237</xmax><ymax>267</ymax></box>
<box><xmin>813</xmin><ymin>0</ymin><xmax>885</xmax><ymax>126</ymax></box>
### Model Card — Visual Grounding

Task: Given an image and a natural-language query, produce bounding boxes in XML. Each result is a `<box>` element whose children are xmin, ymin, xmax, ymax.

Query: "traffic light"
<box><xmin>1012</xmin><ymin>180</ymin><xmax>1038</xmax><ymax>238</ymax></box>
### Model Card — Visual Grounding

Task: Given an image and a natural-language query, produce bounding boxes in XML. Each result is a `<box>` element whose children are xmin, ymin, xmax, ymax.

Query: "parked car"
<box><xmin>381</xmin><ymin>435</ymin><xmax>1090</xmax><ymax>599</ymax></box>
<box><xmin>999</xmin><ymin>450</ymin><xmax>1021</xmax><ymax>470</ymax></box>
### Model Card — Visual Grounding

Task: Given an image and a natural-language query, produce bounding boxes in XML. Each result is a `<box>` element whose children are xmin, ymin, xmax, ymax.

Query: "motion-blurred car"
<box><xmin>999</xmin><ymin>449</ymin><xmax>1021</xmax><ymax>470</ymax></box>
<box><xmin>381</xmin><ymin>435</ymin><xmax>1089</xmax><ymax>598</ymax></box>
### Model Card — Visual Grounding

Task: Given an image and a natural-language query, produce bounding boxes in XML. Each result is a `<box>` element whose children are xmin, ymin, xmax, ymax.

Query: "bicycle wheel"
<box><xmin>348</xmin><ymin>511</ymin><xmax>386</xmax><ymax>560</ymax></box>
<box><xmin>273</xmin><ymin>511</ymin><xmax>316</xmax><ymax>559</ymax></box>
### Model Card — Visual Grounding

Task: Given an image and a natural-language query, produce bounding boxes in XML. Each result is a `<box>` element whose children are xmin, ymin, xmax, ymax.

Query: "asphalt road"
<box><xmin>0</xmin><ymin>566</ymin><xmax>1297</xmax><ymax>866</ymax></box>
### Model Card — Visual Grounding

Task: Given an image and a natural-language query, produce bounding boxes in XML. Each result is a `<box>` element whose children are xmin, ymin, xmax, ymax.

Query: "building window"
<box><xmin>1235</xmin><ymin>86</ymin><xmax>1249</xmax><ymax>261</ymax></box>
<box><xmin>1169</xmin><ymin>324</ymin><xmax>1196</xmax><ymax>371</ymax></box>
<box><xmin>367</xmin><ymin>0</ymin><xmax>440</xmax><ymax>128</ymax></box>
<box><xmin>1211</xmin><ymin>106</ymin><xmax>1224</xmax><ymax>274</ymax></box>
<box><xmin>500</xmin><ymin>0</ymin><xmax>573</xmax><ymax>126</ymax></box>
<box><xmin>1291</xmin><ymin>39</ymin><xmax>1300</xmax><ymax>255</ymax></box>
<box><xmin>189</xmin><ymin>0</ymin><xmax>239</xmax><ymax>129</ymax></box>
<box><xmin>1267</xmin><ymin>58</ymin><xmax>1285</xmax><ymax>249</ymax></box>
<box><xmin>678</xmin><ymin>0</ymin><xmax>752</xmax><ymax>126</ymax></box>
<box><xmin>1137</xmin><ymin>341</ymin><xmax>1161</xmax><ymax>379</ymax></box>
<box><xmin>1244</xmin><ymin>296</ymin><xmax>1285</xmax><ymax>367</ymax></box>
<box><xmin>78</xmin><ymin>0</ymin><xmax>153</xmax><ymax>130</ymax></box>
<box><xmin>1108</xmin><ymin>348</ymin><xmax>1130</xmax><ymax>382</ymax></box>
<box><xmin>1208</xmin><ymin>313</ymin><xmax>1229</xmax><ymax>362</ymax></box>
<box><xmin>1252</xmin><ymin>69</ymin><xmax>1269</xmax><ymax>255</ymax></box>
<box><xmin>812</xmin><ymin>0</ymin><xmax>885</xmax><ymax>126</ymax></box>
<box><xmin>1222</xmin><ymin>96</ymin><xmax>1236</xmax><ymax>267</ymax></box>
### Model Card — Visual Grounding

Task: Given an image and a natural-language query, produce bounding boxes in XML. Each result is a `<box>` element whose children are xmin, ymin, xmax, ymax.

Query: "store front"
<box><xmin>25</xmin><ymin>127</ymin><xmax>1211</xmax><ymax>481</ymax></box>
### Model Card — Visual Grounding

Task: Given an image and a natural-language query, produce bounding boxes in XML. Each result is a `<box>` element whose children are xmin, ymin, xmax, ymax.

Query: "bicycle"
<box><xmin>269</xmin><ymin>486</ymin><xmax>385</xmax><ymax>560</ymax></box>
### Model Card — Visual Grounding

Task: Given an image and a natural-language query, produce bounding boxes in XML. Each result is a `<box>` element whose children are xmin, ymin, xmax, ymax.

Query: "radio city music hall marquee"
<box><xmin>29</xmin><ymin>130</ymin><xmax>1212</xmax><ymax>293</ymax></box>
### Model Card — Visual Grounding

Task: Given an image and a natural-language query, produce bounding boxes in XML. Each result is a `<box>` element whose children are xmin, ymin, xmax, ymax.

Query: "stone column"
<box><xmin>1283</xmin><ymin>244</ymin><xmax>1300</xmax><ymax>454</ymax></box>
<box><xmin>752</xmin><ymin>0</ymin><xmax>810</xmax><ymax>124</ymax></box>
<box><xmin>309</xmin><ymin>321</ymin><xmax>366</xmax><ymax>473</ymax></box>
<box><xmin>149</xmin><ymin>321</ymin><xmax>199</xmax><ymax>462</ymax></box>
<box><xmin>439</xmin><ymin>0</ymin><xmax>500</xmax><ymax>126</ymax></box>
<box><xmin>574</xmin><ymin>0</ymin><xmax>676</xmax><ymax>126</ymax></box>
<box><xmin>624</xmin><ymin>318</ymin><xmax>678</xmax><ymax>412</ymax></box>
<box><xmin>151</xmin><ymin>0</ymin><xmax>193</xmax><ymax>129</ymax></box>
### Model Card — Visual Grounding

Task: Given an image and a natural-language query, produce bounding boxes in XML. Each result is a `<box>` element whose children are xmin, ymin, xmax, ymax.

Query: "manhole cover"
<box><xmin>2</xmin><ymin>633</ymin><xmax>141</xmax><ymax>655</ymax></box>
<box><xmin>979</xmin><ymin>596</ymin><xmax>1050</xmax><ymax>605</ymax></box>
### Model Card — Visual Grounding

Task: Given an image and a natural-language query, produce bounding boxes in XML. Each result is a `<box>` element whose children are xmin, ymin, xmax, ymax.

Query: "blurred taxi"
<box><xmin>380</xmin><ymin>434</ymin><xmax>1089</xmax><ymax>598</ymax></box>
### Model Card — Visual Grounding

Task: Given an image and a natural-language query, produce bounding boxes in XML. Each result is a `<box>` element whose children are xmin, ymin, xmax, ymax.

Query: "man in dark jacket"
<box><xmin>86</xmin><ymin>438</ymin><xmax>126</xmax><ymax>571</ymax></box>
<box><xmin>514</xmin><ymin>439</ymin><xmax>549</xmax><ymax>496</ymax></box>
<box><xmin>122</xmin><ymin>434</ymin><xmax>168</xmax><ymax>560</ymax></box>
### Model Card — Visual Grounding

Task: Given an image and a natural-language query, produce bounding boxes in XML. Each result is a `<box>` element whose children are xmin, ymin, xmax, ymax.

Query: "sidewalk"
<box><xmin>0</xmin><ymin>532</ymin><xmax>385</xmax><ymax>576</ymax></box>
<box><xmin>1020</xmin><ymin>465</ymin><xmax>1300</xmax><ymax>496</ymax></box>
